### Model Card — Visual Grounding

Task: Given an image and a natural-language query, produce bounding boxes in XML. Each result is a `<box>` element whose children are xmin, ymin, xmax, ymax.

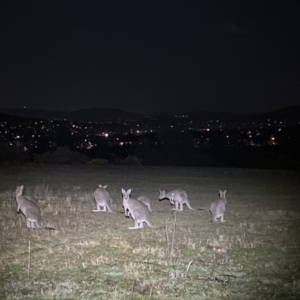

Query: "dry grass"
<box><xmin>0</xmin><ymin>165</ymin><xmax>299</xmax><ymax>299</ymax></box>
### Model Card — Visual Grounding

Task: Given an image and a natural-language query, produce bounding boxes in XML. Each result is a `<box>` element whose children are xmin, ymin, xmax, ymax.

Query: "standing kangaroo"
<box><xmin>210</xmin><ymin>190</ymin><xmax>227</xmax><ymax>222</ymax></box>
<box><xmin>93</xmin><ymin>184</ymin><xmax>115</xmax><ymax>213</ymax></box>
<box><xmin>15</xmin><ymin>185</ymin><xmax>54</xmax><ymax>229</ymax></box>
<box><xmin>122</xmin><ymin>189</ymin><xmax>154</xmax><ymax>229</ymax></box>
<box><xmin>159</xmin><ymin>189</ymin><xmax>194</xmax><ymax>211</ymax></box>
<box><xmin>136</xmin><ymin>195</ymin><xmax>152</xmax><ymax>212</ymax></box>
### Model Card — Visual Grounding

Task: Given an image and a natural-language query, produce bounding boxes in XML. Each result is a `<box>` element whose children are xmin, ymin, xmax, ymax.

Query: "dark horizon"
<box><xmin>1</xmin><ymin>104</ymin><xmax>300</xmax><ymax>116</ymax></box>
<box><xmin>1</xmin><ymin>1</ymin><xmax>300</xmax><ymax>114</ymax></box>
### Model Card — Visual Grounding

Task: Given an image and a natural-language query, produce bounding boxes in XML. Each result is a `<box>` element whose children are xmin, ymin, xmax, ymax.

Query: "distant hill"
<box><xmin>152</xmin><ymin>106</ymin><xmax>300</xmax><ymax>124</ymax></box>
<box><xmin>0</xmin><ymin>107</ymin><xmax>143</xmax><ymax>123</ymax></box>
<box><xmin>258</xmin><ymin>106</ymin><xmax>300</xmax><ymax>122</ymax></box>
<box><xmin>0</xmin><ymin>106</ymin><xmax>300</xmax><ymax>124</ymax></box>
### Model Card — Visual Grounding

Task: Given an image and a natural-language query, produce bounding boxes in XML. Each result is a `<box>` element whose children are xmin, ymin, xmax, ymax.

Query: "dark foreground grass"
<box><xmin>0</xmin><ymin>164</ymin><xmax>299</xmax><ymax>299</ymax></box>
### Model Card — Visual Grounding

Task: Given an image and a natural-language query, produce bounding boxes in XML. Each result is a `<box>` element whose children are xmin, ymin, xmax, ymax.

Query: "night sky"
<box><xmin>1</xmin><ymin>0</ymin><xmax>300</xmax><ymax>114</ymax></box>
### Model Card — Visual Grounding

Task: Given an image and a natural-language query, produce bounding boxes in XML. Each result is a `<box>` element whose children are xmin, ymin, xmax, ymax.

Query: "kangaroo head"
<box><xmin>159</xmin><ymin>190</ymin><xmax>165</xmax><ymax>199</ymax></box>
<box><xmin>16</xmin><ymin>185</ymin><xmax>24</xmax><ymax>196</ymax></box>
<box><xmin>121</xmin><ymin>188</ymin><xmax>131</xmax><ymax>201</ymax></box>
<box><xmin>219</xmin><ymin>190</ymin><xmax>227</xmax><ymax>200</ymax></box>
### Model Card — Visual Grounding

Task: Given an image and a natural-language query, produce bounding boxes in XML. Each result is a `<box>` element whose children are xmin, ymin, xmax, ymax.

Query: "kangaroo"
<box><xmin>93</xmin><ymin>184</ymin><xmax>115</xmax><ymax>213</ymax></box>
<box><xmin>210</xmin><ymin>190</ymin><xmax>227</xmax><ymax>222</ymax></box>
<box><xmin>159</xmin><ymin>189</ymin><xmax>194</xmax><ymax>211</ymax></box>
<box><xmin>136</xmin><ymin>195</ymin><xmax>152</xmax><ymax>212</ymax></box>
<box><xmin>15</xmin><ymin>185</ymin><xmax>54</xmax><ymax>229</ymax></box>
<box><xmin>121</xmin><ymin>189</ymin><xmax>154</xmax><ymax>229</ymax></box>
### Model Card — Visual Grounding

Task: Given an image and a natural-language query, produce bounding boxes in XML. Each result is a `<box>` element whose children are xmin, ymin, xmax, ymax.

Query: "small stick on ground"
<box><xmin>28</xmin><ymin>240</ymin><xmax>31</xmax><ymax>280</ymax></box>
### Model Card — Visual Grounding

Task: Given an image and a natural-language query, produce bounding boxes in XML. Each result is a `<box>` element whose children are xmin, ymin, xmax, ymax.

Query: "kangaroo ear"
<box><xmin>128</xmin><ymin>189</ymin><xmax>132</xmax><ymax>194</ymax></box>
<box><xmin>121</xmin><ymin>188</ymin><xmax>125</xmax><ymax>193</ymax></box>
<box><xmin>20</xmin><ymin>185</ymin><xmax>24</xmax><ymax>189</ymax></box>
<box><xmin>103</xmin><ymin>185</ymin><xmax>107</xmax><ymax>189</ymax></box>
<box><xmin>224</xmin><ymin>190</ymin><xmax>227</xmax><ymax>194</ymax></box>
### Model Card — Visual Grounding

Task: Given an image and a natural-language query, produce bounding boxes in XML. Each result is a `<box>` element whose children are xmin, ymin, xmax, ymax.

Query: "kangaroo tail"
<box><xmin>186</xmin><ymin>201</ymin><xmax>195</xmax><ymax>210</ymax></box>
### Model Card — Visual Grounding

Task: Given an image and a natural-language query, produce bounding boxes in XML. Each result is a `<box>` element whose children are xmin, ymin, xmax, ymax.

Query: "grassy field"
<box><xmin>0</xmin><ymin>164</ymin><xmax>299</xmax><ymax>299</ymax></box>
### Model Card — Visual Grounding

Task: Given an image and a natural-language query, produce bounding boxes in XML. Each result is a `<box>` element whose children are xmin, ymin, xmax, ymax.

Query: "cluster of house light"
<box><xmin>0</xmin><ymin>115</ymin><xmax>297</xmax><ymax>151</ymax></box>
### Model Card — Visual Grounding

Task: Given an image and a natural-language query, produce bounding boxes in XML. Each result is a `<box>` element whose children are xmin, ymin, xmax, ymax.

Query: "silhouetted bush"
<box><xmin>0</xmin><ymin>142</ymin><xmax>28</xmax><ymax>164</ymax></box>
<box><xmin>33</xmin><ymin>147</ymin><xmax>88</xmax><ymax>164</ymax></box>
<box><xmin>87</xmin><ymin>158</ymin><xmax>109</xmax><ymax>165</ymax></box>
<box><xmin>114</xmin><ymin>155</ymin><xmax>143</xmax><ymax>166</ymax></box>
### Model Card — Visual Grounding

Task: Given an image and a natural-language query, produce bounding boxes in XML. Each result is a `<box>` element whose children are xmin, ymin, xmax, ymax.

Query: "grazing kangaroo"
<box><xmin>159</xmin><ymin>189</ymin><xmax>194</xmax><ymax>211</ymax></box>
<box><xmin>210</xmin><ymin>190</ymin><xmax>227</xmax><ymax>222</ymax></box>
<box><xmin>136</xmin><ymin>195</ymin><xmax>152</xmax><ymax>212</ymax></box>
<box><xmin>93</xmin><ymin>184</ymin><xmax>115</xmax><ymax>213</ymax></box>
<box><xmin>121</xmin><ymin>189</ymin><xmax>154</xmax><ymax>229</ymax></box>
<box><xmin>15</xmin><ymin>185</ymin><xmax>54</xmax><ymax>229</ymax></box>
